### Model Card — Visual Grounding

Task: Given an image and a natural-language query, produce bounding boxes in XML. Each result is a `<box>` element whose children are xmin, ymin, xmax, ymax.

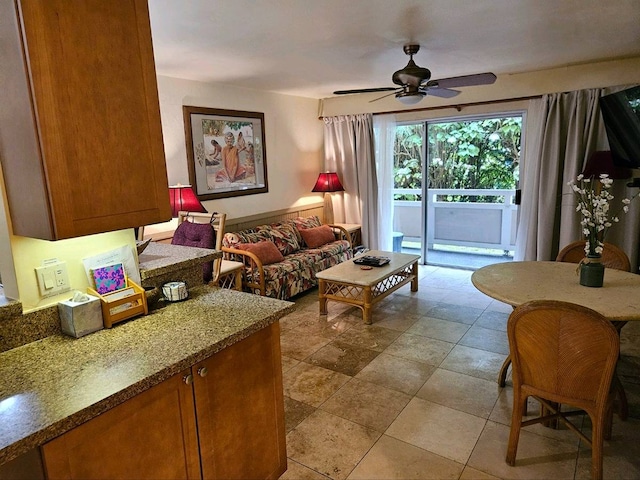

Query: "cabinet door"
<box><xmin>0</xmin><ymin>0</ymin><xmax>170</xmax><ymax>239</ymax></box>
<box><xmin>41</xmin><ymin>369</ymin><xmax>201</xmax><ymax>480</ymax></box>
<box><xmin>193</xmin><ymin>322</ymin><xmax>287</xmax><ymax>480</ymax></box>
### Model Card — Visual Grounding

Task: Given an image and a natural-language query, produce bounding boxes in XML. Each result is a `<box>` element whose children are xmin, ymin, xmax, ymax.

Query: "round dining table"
<box><xmin>471</xmin><ymin>260</ymin><xmax>640</xmax><ymax>418</ymax></box>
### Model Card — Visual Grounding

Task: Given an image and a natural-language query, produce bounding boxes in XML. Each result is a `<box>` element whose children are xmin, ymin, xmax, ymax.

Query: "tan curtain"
<box><xmin>515</xmin><ymin>87</ymin><xmax>640</xmax><ymax>271</ymax></box>
<box><xmin>323</xmin><ymin>114</ymin><xmax>379</xmax><ymax>248</ymax></box>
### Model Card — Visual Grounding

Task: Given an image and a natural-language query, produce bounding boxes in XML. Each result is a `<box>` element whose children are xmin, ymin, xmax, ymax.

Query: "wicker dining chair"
<box><xmin>556</xmin><ymin>240</ymin><xmax>631</xmax><ymax>272</ymax></box>
<box><xmin>173</xmin><ymin>211</ymin><xmax>243</xmax><ymax>290</ymax></box>
<box><xmin>506</xmin><ymin>300</ymin><xmax>619</xmax><ymax>480</ymax></box>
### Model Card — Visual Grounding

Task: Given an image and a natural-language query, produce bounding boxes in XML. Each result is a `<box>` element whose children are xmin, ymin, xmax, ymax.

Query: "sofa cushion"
<box><xmin>299</xmin><ymin>225</ymin><xmax>335</xmax><ymax>248</ymax></box>
<box><xmin>257</xmin><ymin>221</ymin><xmax>301</xmax><ymax>256</ymax></box>
<box><xmin>236</xmin><ymin>240</ymin><xmax>284</xmax><ymax>265</ymax></box>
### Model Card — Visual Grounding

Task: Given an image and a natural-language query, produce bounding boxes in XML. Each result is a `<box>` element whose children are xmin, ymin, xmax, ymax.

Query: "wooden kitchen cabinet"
<box><xmin>193</xmin><ymin>322</ymin><xmax>287</xmax><ymax>480</ymax></box>
<box><xmin>41</xmin><ymin>368</ymin><xmax>202</xmax><ymax>479</ymax></box>
<box><xmin>40</xmin><ymin>322</ymin><xmax>287</xmax><ymax>480</ymax></box>
<box><xmin>0</xmin><ymin>0</ymin><xmax>171</xmax><ymax>240</ymax></box>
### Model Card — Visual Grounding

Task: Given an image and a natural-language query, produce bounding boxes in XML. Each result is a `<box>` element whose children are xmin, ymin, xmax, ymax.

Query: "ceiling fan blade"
<box><xmin>426</xmin><ymin>72</ymin><xmax>496</xmax><ymax>89</ymax></box>
<box><xmin>333</xmin><ymin>87</ymin><xmax>397</xmax><ymax>95</ymax></box>
<box><xmin>369</xmin><ymin>90</ymin><xmax>403</xmax><ymax>103</ymax></box>
<box><xmin>425</xmin><ymin>87</ymin><xmax>461</xmax><ymax>98</ymax></box>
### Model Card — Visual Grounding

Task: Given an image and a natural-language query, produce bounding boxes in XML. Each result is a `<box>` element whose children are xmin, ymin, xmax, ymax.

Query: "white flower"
<box><xmin>571</xmin><ymin>173</ymin><xmax>637</xmax><ymax>256</ymax></box>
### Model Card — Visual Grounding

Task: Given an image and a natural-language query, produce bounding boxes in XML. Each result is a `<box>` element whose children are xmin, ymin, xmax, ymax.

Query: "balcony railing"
<box><xmin>393</xmin><ymin>188</ymin><xmax>517</xmax><ymax>252</ymax></box>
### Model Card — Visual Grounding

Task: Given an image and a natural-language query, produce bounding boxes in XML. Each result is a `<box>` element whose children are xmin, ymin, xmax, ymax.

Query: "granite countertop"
<box><xmin>0</xmin><ymin>286</ymin><xmax>294</xmax><ymax>465</ymax></box>
<box><xmin>137</xmin><ymin>241</ymin><xmax>222</xmax><ymax>282</ymax></box>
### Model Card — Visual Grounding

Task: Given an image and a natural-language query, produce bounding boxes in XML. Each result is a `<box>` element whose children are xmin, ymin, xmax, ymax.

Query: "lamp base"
<box><xmin>324</xmin><ymin>192</ymin><xmax>334</xmax><ymax>225</ymax></box>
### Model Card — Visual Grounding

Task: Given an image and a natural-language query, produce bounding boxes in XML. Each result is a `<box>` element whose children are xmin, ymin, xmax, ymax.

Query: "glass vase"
<box><xmin>579</xmin><ymin>254</ymin><xmax>604</xmax><ymax>287</ymax></box>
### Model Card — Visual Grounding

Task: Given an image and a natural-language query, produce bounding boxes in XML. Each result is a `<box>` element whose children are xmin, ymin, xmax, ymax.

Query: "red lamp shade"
<box><xmin>581</xmin><ymin>151</ymin><xmax>632</xmax><ymax>180</ymax></box>
<box><xmin>169</xmin><ymin>185</ymin><xmax>207</xmax><ymax>217</ymax></box>
<box><xmin>312</xmin><ymin>172</ymin><xmax>344</xmax><ymax>193</ymax></box>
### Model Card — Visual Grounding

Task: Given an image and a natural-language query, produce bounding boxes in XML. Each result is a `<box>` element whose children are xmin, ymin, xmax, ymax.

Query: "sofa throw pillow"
<box><xmin>292</xmin><ymin>215</ymin><xmax>322</xmax><ymax>244</ymax></box>
<box><xmin>236</xmin><ymin>240</ymin><xmax>285</xmax><ymax>265</ymax></box>
<box><xmin>299</xmin><ymin>225</ymin><xmax>336</xmax><ymax>248</ymax></box>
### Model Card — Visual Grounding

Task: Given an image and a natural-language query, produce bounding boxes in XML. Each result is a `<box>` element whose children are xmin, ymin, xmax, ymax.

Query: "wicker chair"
<box><xmin>174</xmin><ymin>211</ymin><xmax>243</xmax><ymax>290</ymax></box>
<box><xmin>506</xmin><ymin>300</ymin><xmax>619</xmax><ymax>480</ymax></box>
<box><xmin>556</xmin><ymin>240</ymin><xmax>631</xmax><ymax>272</ymax></box>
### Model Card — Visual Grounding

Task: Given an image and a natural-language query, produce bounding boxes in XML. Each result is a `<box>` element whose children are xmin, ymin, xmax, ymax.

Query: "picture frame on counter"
<box><xmin>184</xmin><ymin>106</ymin><xmax>269</xmax><ymax>200</ymax></box>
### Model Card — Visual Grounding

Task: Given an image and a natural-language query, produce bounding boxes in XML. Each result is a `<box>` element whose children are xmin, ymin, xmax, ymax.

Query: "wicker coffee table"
<box><xmin>316</xmin><ymin>250</ymin><xmax>420</xmax><ymax>324</ymax></box>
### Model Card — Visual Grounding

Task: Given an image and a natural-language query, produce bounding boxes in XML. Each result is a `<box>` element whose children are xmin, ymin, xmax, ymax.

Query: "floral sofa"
<box><xmin>221</xmin><ymin>215</ymin><xmax>353</xmax><ymax>299</ymax></box>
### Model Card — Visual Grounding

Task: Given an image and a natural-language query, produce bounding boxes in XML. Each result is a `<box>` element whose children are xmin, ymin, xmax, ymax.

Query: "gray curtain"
<box><xmin>515</xmin><ymin>87</ymin><xmax>640</xmax><ymax>271</ymax></box>
<box><xmin>323</xmin><ymin>114</ymin><xmax>379</xmax><ymax>249</ymax></box>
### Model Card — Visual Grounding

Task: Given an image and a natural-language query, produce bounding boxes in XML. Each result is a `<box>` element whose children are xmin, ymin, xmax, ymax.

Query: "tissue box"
<box><xmin>58</xmin><ymin>294</ymin><xmax>103</xmax><ymax>338</ymax></box>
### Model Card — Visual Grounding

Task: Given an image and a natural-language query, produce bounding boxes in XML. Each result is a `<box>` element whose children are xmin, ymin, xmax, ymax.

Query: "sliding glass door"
<box><xmin>392</xmin><ymin>114</ymin><xmax>523</xmax><ymax>268</ymax></box>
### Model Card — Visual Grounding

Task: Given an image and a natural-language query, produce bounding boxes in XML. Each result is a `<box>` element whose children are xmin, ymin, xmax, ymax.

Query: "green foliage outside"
<box><xmin>393</xmin><ymin>117</ymin><xmax>522</xmax><ymax>202</ymax></box>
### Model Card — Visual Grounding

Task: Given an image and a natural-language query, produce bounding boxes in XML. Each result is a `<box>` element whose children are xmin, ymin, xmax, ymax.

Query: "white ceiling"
<box><xmin>148</xmin><ymin>0</ymin><xmax>640</xmax><ymax>100</ymax></box>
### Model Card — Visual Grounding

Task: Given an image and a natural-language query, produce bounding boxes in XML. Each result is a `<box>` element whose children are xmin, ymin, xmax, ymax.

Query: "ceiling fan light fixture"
<box><xmin>395</xmin><ymin>91</ymin><xmax>425</xmax><ymax>105</ymax></box>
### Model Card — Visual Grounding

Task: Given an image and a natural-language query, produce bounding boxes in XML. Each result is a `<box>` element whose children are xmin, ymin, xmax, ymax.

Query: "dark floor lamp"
<box><xmin>312</xmin><ymin>172</ymin><xmax>344</xmax><ymax>225</ymax></box>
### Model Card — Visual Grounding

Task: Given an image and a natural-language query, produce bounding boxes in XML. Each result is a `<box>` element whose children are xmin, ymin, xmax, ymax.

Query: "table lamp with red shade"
<box><xmin>136</xmin><ymin>185</ymin><xmax>206</xmax><ymax>242</ymax></box>
<box><xmin>312</xmin><ymin>172</ymin><xmax>344</xmax><ymax>225</ymax></box>
<box><xmin>169</xmin><ymin>184</ymin><xmax>207</xmax><ymax>217</ymax></box>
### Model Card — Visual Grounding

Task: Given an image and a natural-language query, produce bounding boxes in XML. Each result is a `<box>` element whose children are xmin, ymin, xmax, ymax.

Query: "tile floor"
<box><xmin>278</xmin><ymin>264</ymin><xmax>640</xmax><ymax>480</ymax></box>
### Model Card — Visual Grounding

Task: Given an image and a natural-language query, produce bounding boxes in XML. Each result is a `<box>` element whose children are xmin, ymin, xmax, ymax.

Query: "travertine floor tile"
<box><xmin>336</xmin><ymin>323</ymin><xmax>402</xmax><ymax>352</ymax></box>
<box><xmin>467</xmin><ymin>421</ymin><xmax>580</xmax><ymax>479</ymax></box>
<box><xmin>425</xmin><ymin>303</ymin><xmax>485</xmax><ymax>325</ymax></box>
<box><xmin>373</xmin><ymin>307</ymin><xmax>420</xmax><ymax>331</ymax></box>
<box><xmin>474</xmin><ymin>309</ymin><xmax>509</xmax><ymax>332</ymax></box>
<box><xmin>407</xmin><ymin>316</ymin><xmax>470</xmax><ymax>343</ymax></box>
<box><xmin>284</xmin><ymin>395</ymin><xmax>317</xmax><ymax>433</ymax></box>
<box><xmin>287</xmin><ymin>410</ymin><xmax>381</xmax><ymax>480</ymax></box>
<box><xmin>386</xmin><ymin>397</ymin><xmax>486</xmax><ymax>464</ymax></box>
<box><xmin>279</xmin><ymin>266</ymin><xmax>640</xmax><ymax>480</ymax></box>
<box><xmin>320</xmin><ymin>378</ymin><xmax>411</xmax><ymax>432</ymax></box>
<box><xmin>385</xmin><ymin>332</ymin><xmax>454</xmax><ymax>366</ymax></box>
<box><xmin>281</xmin><ymin>458</ymin><xmax>331</xmax><ymax>480</ymax></box>
<box><xmin>283</xmin><ymin>362</ymin><xmax>350</xmax><ymax>407</ymax></box>
<box><xmin>416</xmin><ymin>368</ymin><xmax>500</xmax><ymax>418</ymax></box>
<box><xmin>575</xmin><ymin>416</ymin><xmax>640</xmax><ymax>480</ymax></box>
<box><xmin>306</xmin><ymin>340</ymin><xmax>379</xmax><ymax>376</ymax></box>
<box><xmin>458</xmin><ymin>324</ymin><xmax>510</xmax><ymax>355</ymax></box>
<box><xmin>355</xmin><ymin>353</ymin><xmax>436</xmax><ymax>395</ymax></box>
<box><xmin>280</xmin><ymin>330</ymin><xmax>332</xmax><ymax>361</ymax></box>
<box><xmin>291</xmin><ymin>314</ymin><xmax>355</xmax><ymax>339</ymax></box>
<box><xmin>458</xmin><ymin>466</ymin><xmax>501</xmax><ymax>479</ymax></box>
<box><xmin>282</xmin><ymin>355</ymin><xmax>300</xmax><ymax>374</ymax></box>
<box><xmin>347</xmin><ymin>435</ymin><xmax>464</xmax><ymax>479</ymax></box>
<box><xmin>440</xmin><ymin>344</ymin><xmax>507</xmax><ymax>382</ymax></box>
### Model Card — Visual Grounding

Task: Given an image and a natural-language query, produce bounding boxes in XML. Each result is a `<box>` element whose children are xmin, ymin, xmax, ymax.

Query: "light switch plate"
<box><xmin>36</xmin><ymin>261</ymin><xmax>71</xmax><ymax>297</ymax></box>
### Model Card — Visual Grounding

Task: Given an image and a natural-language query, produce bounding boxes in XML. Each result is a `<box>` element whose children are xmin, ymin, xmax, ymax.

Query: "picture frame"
<box><xmin>183</xmin><ymin>106</ymin><xmax>268</xmax><ymax>200</ymax></box>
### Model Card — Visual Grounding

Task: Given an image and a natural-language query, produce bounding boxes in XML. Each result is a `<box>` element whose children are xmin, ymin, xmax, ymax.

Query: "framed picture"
<box><xmin>184</xmin><ymin>106</ymin><xmax>268</xmax><ymax>200</ymax></box>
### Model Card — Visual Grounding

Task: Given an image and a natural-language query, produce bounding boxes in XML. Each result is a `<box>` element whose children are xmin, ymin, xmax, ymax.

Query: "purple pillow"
<box><xmin>171</xmin><ymin>221</ymin><xmax>216</xmax><ymax>282</ymax></box>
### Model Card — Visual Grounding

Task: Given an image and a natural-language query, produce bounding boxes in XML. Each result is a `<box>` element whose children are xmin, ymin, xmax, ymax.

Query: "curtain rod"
<box><xmin>318</xmin><ymin>94</ymin><xmax>542</xmax><ymax>119</ymax></box>
<box><xmin>373</xmin><ymin>94</ymin><xmax>542</xmax><ymax>115</ymax></box>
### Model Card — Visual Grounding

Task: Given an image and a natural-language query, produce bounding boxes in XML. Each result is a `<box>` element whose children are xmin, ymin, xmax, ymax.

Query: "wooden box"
<box><xmin>88</xmin><ymin>277</ymin><xmax>148</xmax><ymax>328</ymax></box>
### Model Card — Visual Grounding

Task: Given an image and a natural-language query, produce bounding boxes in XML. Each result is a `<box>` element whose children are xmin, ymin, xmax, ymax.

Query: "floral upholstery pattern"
<box><xmin>223</xmin><ymin>216</ymin><xmax>352</xmax><ymax>300</ymax></box>
<box><xmin>243</xmin><ymin>240</ymin><xmax>352</xmax><ymax>299</ymax></box>
<box><xmin>257</xmin><ymin>221</ymin><xmax>301</xmax><ymax>256</ymax></box>
<box><xmin>222</xmin><ymin>229</ymin><xmax>270</xmax><ymax>248</ymax></box>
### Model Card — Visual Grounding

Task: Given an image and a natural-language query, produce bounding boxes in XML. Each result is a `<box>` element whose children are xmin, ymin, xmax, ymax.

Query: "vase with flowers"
<box><xmin>568</xmin><ymin>173</ymin><xmax>635</xmax><ymax>287</ymax></box>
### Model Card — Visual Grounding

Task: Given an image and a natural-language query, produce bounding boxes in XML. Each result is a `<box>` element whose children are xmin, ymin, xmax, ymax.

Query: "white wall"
<box><xmin>156</xmin><ymin>76</ymin><xmax>325</xmax><ymax>220</ymax></box>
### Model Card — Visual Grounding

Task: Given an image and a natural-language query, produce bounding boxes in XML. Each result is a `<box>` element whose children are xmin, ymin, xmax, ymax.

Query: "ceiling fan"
<box><xmin>333</xmin><ymin>44</ymin><xmax>497</xmax><ymax>105</ymax></box>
